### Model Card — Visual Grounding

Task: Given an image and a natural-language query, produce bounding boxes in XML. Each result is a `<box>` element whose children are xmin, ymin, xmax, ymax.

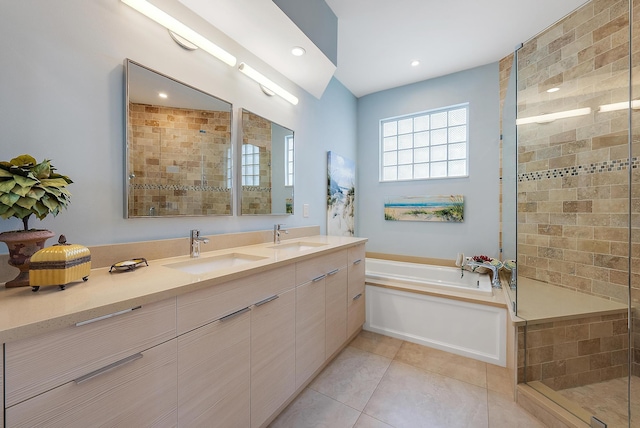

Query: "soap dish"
<box><xmin>109</xmin><ymin>258</ymin><xmax>148</xmax><ymax>272</ymax></box>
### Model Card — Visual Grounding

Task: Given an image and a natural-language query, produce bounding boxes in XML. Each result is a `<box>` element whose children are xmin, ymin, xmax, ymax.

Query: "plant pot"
<box><xmin>0</xmin><ymin>229</ymin><xmax>55</xmax><ymax>288</ymax></box>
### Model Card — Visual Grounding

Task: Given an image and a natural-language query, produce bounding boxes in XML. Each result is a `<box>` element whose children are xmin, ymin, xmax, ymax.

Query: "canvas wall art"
<box><xmin>384</xmin><ymin>195</ymin><xmax>464</xmax><ymax>222</ymax></box>
<box><xmin>327</xmin><ymin>151</ymin><xmax>355</xmax><ymax>236</ymax></box>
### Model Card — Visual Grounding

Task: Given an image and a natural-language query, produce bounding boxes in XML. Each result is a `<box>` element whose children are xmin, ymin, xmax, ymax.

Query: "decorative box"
<box><xmin>29</xmin><ymin>235</ymin><xmax>91</xmax><ymax>292</ymax></box>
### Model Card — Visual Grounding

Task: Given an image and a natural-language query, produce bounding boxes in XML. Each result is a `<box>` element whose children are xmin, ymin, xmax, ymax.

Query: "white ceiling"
<box><xmin>325</xmin><ymin>0</ymin><xmax>589</xmax><ymax>98</ymax></box>
<box><xmin>178</xmin><ymin>0</ymin><xmax>589</xmax><ymax>99</ymax></box>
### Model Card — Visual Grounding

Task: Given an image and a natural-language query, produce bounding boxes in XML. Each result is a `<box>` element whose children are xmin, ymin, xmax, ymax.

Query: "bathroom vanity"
<box><xmin>0</xmin><ymin>234</ymin><xmax>366</xmax><ymax>428</ymax></box>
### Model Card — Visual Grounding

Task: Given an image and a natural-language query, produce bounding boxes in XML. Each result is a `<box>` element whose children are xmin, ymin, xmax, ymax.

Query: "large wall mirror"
<box><xmin>125</xmin><ymin>59</ymin><xmax>233</xmax><ymax>217</ymax></box>
<box><xmin>240</xmin><ymin>109</ymin><xmax>294</xmax><ymax>215</ymax></box>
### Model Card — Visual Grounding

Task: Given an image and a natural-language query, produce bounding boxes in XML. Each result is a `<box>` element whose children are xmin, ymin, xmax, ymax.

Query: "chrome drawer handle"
<box><xmin>220</xmin><ymin>306</ymin><xmax>251</xmax><ymax>322</ymax></box>
<box><xmin>255</xmin><ymin>295</ymin><xmax>279</xmax><ymax>307</ymax></box>
<box><xmin>75</xmin><ymin>306</ymin><xmax>142</xmax><ymax>327</ymax></box>
<box><xmin>312</xmin><ymin>274</ymin><xmax>326</xmax><ymax>282</ymax></box>
<box><xmin>353</xmin><ymin>259</ymin><xmax>362</xmax><ymax>265</ymax></box>
<box><xmin>327</xmin><ymin>269</ymin><xmax>339</xmax><ymax>276</ymax></box>
<box><xmin>353</xmin><ymin>293</ymin><xmax>363</xmax><ymax>301</ymax></box>
<box><xmin>74</xmin><ymin>353</ymin><xmax>143</xmax><ymax>384</ymax></box>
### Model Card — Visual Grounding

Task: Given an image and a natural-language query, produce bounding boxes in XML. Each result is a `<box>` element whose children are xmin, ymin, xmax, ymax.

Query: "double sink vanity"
<box><xmin>0</xmin><ymin>232</ymin><xmax>367</xmax><ymax>427</ymax></box>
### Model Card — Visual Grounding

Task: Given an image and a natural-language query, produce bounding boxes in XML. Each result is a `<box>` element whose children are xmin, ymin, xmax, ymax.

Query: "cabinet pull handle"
<box><xmin>353</xmin><ymin>259</ymin><xmax>362</xmax><ymax>265</ymax></box>
<box><xmin>255</xmin><ymin>295</ymin><xmax>279</xmax><ymax>307</ymax></box>
<box><xmin>327</xmin><ymin>269</ymin><xmax>339</xmax><ymax>276</ymax></box>
<box><xmin>312</xmin><ymin>274</ymin><xmax>326</xmax><ymax>282</ymax></box>
<box><xmin>353</xmin><ymin>293</ymin><xmax>363</xmax><ymax>301</ymax></box>
<box><xmin>75</xmin><ymin>306</ymin><xmax>142</xmax><ymax>327</ymax></box>
<box><xmin>74</xmin><ymin>353</ymin><xmax>143</xmax><ymax>384</ymax></box>
<box><xmin>220</xmin><ymin>306</ymin><xmax>251</xmax><ymax>322</ymax></box>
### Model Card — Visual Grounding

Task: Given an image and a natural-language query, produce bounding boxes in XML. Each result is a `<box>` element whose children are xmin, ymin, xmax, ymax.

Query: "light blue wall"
<box><xmin>0</xmin><ymin>0</ymin><xmax>357</xmax><ymax>251</ymax></box>
<box><xmin>356</xmin><ymin>63</ymin><xmax>500</xmax><ymax>261</ymax></box>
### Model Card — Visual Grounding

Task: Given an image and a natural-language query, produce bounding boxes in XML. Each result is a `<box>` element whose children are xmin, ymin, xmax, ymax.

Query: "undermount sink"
<box><xmin>165</xmin><ymin>253</ymin><xmax>267</xmax><ymax>275</ymax></box>
<box><xmin>268</xmin><ymin>241</ymin><xmax>328</xmax><ymax>252</ymax></box>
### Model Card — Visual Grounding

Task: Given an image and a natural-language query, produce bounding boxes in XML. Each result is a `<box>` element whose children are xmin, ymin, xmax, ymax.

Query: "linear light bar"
<box><xmin>515</xmin><ymin>107</ymin><xmax>591</xmax><ymax>125</ymax></box>
<box><xmin>598</xmin><ymin>100</ymin><xmax>640</xmax><ymax>112</ymax></box>
<box><xmin>121</xmin><ymin>0</ymin><xmax>236</xmax><ymax>67</ymax></box>
<box><xmin>238</xmin><ymin>62</ymin><xmax>299</xmax><ymax>105</ymax></box>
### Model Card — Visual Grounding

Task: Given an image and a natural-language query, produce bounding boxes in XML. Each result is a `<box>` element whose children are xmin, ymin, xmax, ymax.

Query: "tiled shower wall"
<box><xmin>128</xmin><ymin>103</ymin><xmax>231</xmax><ymax>216</ymax></box>
<box><xmin>241</xmin><ymin>110</ymin><xmax>272</xmax><ymax>215</ymax></box>
<box><xmin>502</xmin><ymin>0</ymin><xmax>640</xmax><ymax>380</ymax></box>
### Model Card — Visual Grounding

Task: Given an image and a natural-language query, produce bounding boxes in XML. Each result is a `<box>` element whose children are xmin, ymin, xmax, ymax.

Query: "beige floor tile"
<box><xmin>349</xmin><ymin>330</ymin><xmax>403</xmax><ymax>359</ymax></box>
<box><xmin>394</xmin><ymin>341</ymin><xmax>488</xmax><ymax>388</ymax></box>
<box><xmin>486</xmin><ymin>363</ymin><xmax>513</xmax><ymax>397</ymax></box>
<box><xmin>309</xmin><ymin>346</ymin><xmax>392</xmax><ymax>410</ymax></box>
<box><xmin>488</xmin><ymin>390</ymin><xmax>546</xmax><ymax>428</ymax></box>
<box><xmin>269</xmin><ymin>388</ymin><xmax>361</xmax><ymax>428</ymax></box>
<box><xmin>363</xmin><ymin>361</ymin><xmax>489</xmax><ymax>428</ymax></box>
<box><xmin>353</xmin><ymin>413</ymin><xmax>394</xmax><ymax>428</ymax></box>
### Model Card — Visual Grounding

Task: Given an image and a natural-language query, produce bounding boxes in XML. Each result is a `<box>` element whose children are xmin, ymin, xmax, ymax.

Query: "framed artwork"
<box><xmin>327</xmin><ymin>151</ymin><xmax>355</xmax><ymax>236</ymax></box>
<box><xmin>384</xmin><ymin>195</ymin><xmax>464</xmax><ymax>222</ymax></box>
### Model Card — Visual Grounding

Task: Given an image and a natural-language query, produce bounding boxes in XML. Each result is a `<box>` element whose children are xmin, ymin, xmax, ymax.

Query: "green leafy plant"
<box><xmin>0</xmin><ymin>154</ymin><xmax>73</xmax><ymax>231</ymax></box>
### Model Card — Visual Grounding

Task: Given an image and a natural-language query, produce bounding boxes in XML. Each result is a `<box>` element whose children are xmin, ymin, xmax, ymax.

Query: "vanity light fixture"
<box><xmin>598</xmin><ymin>100</ymin><xmax>640</xmax><ymax>112</ymax></box>
<box><xmin>158</xmin><ymin>92</ymin><xmax>168</xmax><ymax>98</ymax></box>
<box><xmin>291</xmin><ymin>46</ymin><xmax>306</xmax><ymax>57</ymax></box>
<box><xmin>121</xmin><ymin>0</ymin><xmax>237</xmax><ymax>67</ymax></box>
<box><xmin>515</xmin><ymin>107</ymin><xmax>591</xmax><ymax>125</ymax></box>
<box><xmin>238</xmin><ymin>62</ymin><xmax>299</xmax><ymax>105</ymax></box>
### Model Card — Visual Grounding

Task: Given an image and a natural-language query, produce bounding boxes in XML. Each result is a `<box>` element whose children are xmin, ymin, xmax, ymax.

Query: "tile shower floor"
<box><xmin>557</xmin><ymin>376</ymin><xmax>640</xmax><ymax>428</ymax></box>
<box><xmin>270</xmin><ymin>331</ymin><xmax>545</xmax><ymax>428</ymax></box>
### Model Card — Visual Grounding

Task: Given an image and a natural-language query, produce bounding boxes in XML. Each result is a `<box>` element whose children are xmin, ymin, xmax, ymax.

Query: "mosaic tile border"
<box><xmin>518</xmin><ymin>157</ymin><xmax>639</xmax><ymax>182</ymax></box>
<box><xmin>131</xmin><ymin>184</ymin><xmax>230</xmax><ymax>192</ymax></box>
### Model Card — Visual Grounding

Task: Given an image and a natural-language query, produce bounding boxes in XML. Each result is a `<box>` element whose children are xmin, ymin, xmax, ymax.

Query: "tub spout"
<box><xmin>463</xmin><ymin>260</ymin><xmax>501</xmax><ymax>289</ymax></box>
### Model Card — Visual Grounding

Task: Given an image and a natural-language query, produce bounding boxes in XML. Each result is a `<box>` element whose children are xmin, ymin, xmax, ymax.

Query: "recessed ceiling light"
<box><xmin>158</xmin><ymin>92</ymin><xmax>168</xmax><ymax>98</ymax></box>
<box><xmin>547</xmin><ymin>87</ymin><xmax>560</xmax><ymax>93</ymax></box>
<box><xmin>291</xmin><ymin>46</ymin><xmax>306</xmax><ymax>56</ymax></box>
<box><xmin>411</xmin><ymin>60</ymin><xmax>420</xmax><ymax>67</ymax></box>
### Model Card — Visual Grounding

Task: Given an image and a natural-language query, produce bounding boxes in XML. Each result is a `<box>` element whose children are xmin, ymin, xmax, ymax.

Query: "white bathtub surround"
<box><xmin>364</xmin><ymin>258</ymin><xmax>508</xmax><ymax>367</ymax></box>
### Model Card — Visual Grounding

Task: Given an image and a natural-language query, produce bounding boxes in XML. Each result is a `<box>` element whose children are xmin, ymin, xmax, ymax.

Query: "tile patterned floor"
<box><xmin>270</xmin><ymin>331</ymin><xmax>546</xmax><ymax>428</ymax></box>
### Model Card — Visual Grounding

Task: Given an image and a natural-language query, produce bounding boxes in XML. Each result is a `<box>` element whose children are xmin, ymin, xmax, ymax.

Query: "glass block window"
<box><xmin>380</xmin><ymin>104</ymin><xmax>468</xmax><ymax>181</ymax></box>
<box><xmin>285</xmin><ymin>135</ymin><xmax>294</xmax><ymax>187</ymax></box>
<box><xmin>242</xmin><ymin>144</ymin><xmax>260</xmax><ymax>186</ymax></box>
<box><xmin>226</xmin><ymin>147</ymin><xmax>233</xmax><ymax>189</ymax></box>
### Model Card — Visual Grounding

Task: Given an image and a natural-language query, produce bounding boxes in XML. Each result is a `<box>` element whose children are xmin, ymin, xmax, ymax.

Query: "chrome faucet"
<box><xmin>273</xmin><ymin>224</ymin><xmax>288</xmax><ymax>244</ymax></box>
<box><xmin>190</xmin><ymin>229</ymin><xmax>209</xmax><ymax>258</ymax></box>
<box><xmin>464</xmin><ymin>259</ymin><xmax>502</xmax><ymax>288</ymax></box>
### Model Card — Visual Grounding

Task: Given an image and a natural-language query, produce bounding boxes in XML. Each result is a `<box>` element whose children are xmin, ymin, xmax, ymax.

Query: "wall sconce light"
<box><xmin>121</xmin><ymin>0</ymin><xmax>237</xmax><ymax>67</ymax></box>
<box><xmin>238</xmin><ymin>62</ymin><xmax>299</xmax><ymax>105</ymax></box>
<box><xmin>515</xmin><ymin>107</ymin><xmax>591</xmax><ymax>125</ymax></box>
<box><xmin>598</xmin><ymin>100</ymin><xmax>640</xmax><ymax>112</ymax></box>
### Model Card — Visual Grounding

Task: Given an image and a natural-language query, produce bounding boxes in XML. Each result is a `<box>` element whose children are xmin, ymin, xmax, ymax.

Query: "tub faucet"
<box><xmin>190</xmin><ymin>229</ymin><xmax>209</xmax><ymax>258</ymax></box>
<box><xmin>463</xmin><ymin>259</ymin><xmax>501</xmax><ymax>288</ymax></box>
<box><xmin>274</xmin><ymin>224</ymin><xmax>288</xmax><ymax>244</ymax></box>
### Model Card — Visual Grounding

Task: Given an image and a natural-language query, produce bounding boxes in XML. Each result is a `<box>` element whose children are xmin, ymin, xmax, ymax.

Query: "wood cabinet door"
<box><xmin>251</xmin><ymin>288</ymin><xmax>296</xmax><ymax>428</ymax></box>
<box><xmin>5</xmin><ymin>339</ymin><xmax>178</xmax><ymax>428</ymax></box>
<box><xmin>325</xmin><ymin>267</ymin><xmax>348</xmax><ymax>359</ymax></box>
<box><xmin>295</xmin><ymin>278</ymin><xmax>326</xmax><ymax>389</ymax></box>
<box><xmin>178</xmin><ymin>309</ymin><xmax>251</xmax><ymax>428</ymax></box>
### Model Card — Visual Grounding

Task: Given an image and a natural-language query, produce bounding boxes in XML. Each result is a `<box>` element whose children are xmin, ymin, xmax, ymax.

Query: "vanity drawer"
<box><xmin>177</xmin><ymin>264</ymin><xmax>295</xmax><ymax>334</ymax></box>
<box><xmin>5</xmin><ymin>297</ymin><xmax>176</xmax><ymax>407</ymax></box>
<box><xmin>295</xmin><ymin>249</ymin><xmax>347</xmax><ymax>285</ymax></box>
<box><xmin>348</xmin><ymin>244</ymin><xmax>366</xmax><ymax>298</ymax></box>
<box><xmin>6</xmin><ymin>339</ymin><xmax>178</xmax><ymax>428</ymax></box>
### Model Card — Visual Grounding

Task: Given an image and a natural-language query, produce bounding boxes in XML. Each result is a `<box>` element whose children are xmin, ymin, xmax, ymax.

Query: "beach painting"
<box><xmin>327</xmin><ymin>151</ymin><xmax>355</xmax><ymax>236</ymax></box>
<box><xmin>384</xmin><ymin>195</ymin><xmax>464</xmax><ymax>222</ymax></box>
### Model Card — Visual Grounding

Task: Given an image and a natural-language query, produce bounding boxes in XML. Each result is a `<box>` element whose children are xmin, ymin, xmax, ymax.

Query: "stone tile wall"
<box><xmin>517</xmin><ymin>313</ymin><xmax>629</xmax><ymax>389</ymax></box>
<box><xmin>241</xmin><ymin>111</ymin><xmax>272</xmax><ymax>214</ymax></box>
<box><xmin>128</xmin><ymin>103</ymin><xmax>231</xmax><ymax>216</ymax></box>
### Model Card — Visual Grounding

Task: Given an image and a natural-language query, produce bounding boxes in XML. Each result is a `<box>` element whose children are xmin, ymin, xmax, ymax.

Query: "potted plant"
<box><xmin>0</xmin><ymin>154</ymin><xmax>72</xmax><ymax>287</ymax></box>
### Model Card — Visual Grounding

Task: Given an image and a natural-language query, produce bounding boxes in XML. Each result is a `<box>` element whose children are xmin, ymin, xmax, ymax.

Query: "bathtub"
<box><xmin>365</xmin><ymin>258</ymin><xmax>493</xmax><ymax>296</ymax></box>
<box><xmin>364</xmin><ymin>258</ymin><xmax>507</xmax><ymax>366</ymax></box>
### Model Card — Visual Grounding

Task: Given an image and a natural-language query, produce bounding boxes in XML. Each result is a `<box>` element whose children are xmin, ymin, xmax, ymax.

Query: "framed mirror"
<box><xmin>124</xmin><ymin>59</ymin><xmax>233</xmax><ymax>217</ymax></box>
<box><xmin>239</xmin><ymin>109</ymin><xmax>294</xmax><ymax>215</ymax></box>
